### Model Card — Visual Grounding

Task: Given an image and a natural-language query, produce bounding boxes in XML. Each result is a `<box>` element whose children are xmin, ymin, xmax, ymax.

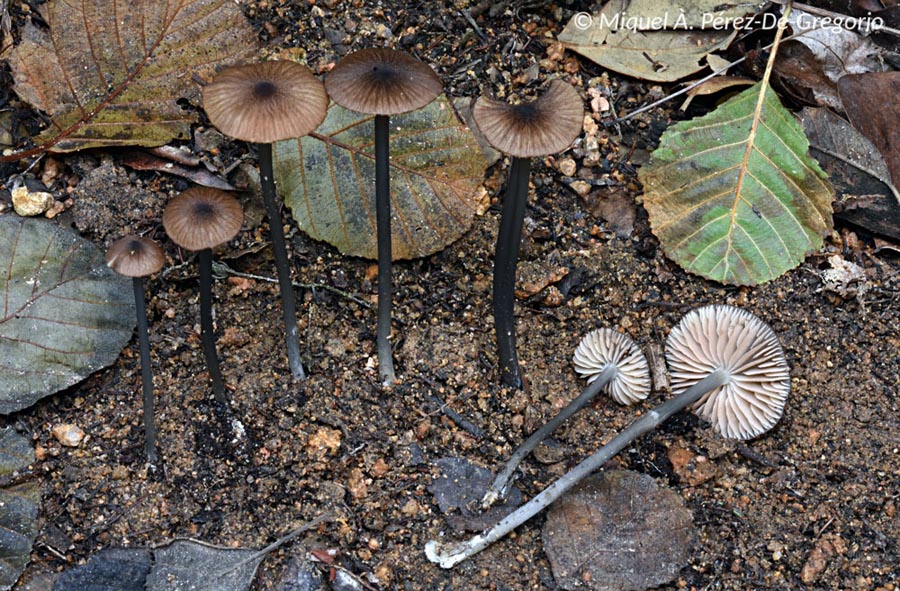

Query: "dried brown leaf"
<box><xmin>6</xmin><ymin>0</ymin><xmax>259</xmax><ymax>156</ymax></box>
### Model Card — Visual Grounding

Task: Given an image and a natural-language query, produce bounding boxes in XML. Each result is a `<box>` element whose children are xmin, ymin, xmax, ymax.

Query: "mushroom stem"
<box><xmin>374</xmin><ymin>113</ymin><xmax>396</xmax><ymax>386</ymax></box>
<box><xmin>493</xmin><ymin>156</ymin><xmax>531</xmax><ymax>389</ymax></box>
<box><xmin>257</xmin><ymin>142</ymin><xmax>306</xmax><ymax>382</ymax></box>
<box><xmin>482</xmin><ymin>363</ymin><xmax>617</xmax><ymax>508</ymax></box>
<box><xmin>131</xmin><ymin>276</ymin><xmax>157</xmax><ymax>464</ymax></box>
<box><xmin>426</xmin><ymin>367</ymin><xmax>730</xmax><ymax>568</ymax></box>
<box><xmin>197</xmin><ymin>248</ymin><xmax>228</xmax><ymax>406</ymax></box>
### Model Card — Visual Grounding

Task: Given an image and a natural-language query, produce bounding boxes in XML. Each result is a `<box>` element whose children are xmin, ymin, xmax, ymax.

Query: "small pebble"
<box><xmin>12</xmin><ymin>186</ymin><xmax>55</xmax><ymax>216</ymax></box>
<box><xmin>51</xmin><ymin>424</ymin><xmax>85</xmax><ymax>447</ymax></box>
<box><xmin>557</xmin><ymin>157</ymin><xmax>577</xmax><ymax>177</ymax></box>
<box><xmin>568</xmin><ymin>180</ymin><xmax>591</xmax><ymax>196</ymax></box>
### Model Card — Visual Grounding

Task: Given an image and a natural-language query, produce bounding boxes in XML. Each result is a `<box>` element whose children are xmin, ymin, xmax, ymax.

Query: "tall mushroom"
<box><xmin>163</xmin><ymin>187</ymin><xmax>244</xmax><ymax>407</ymax></box>
<box><xmin>472</xmin><ymin>80</ymin><xmax>583</xmax><ymax>388</ymax></box>
<box><xmin>106</xmin><ymin>236</ymin><xmax>166</xmax><ymax>464</ymax></box>
<box><xmin>426</xmin><ymin>304</ymin><xmax>790</xmax><ymax>568</ymax></box>
<box><xmin>482</xmin><ymin>328</ymin><xmax>650</xmax><ymax>507</ymax></box>
<box><xmin>202</xmin><ymin>60</ymin><xmax>329</xmax><ymax>382</ymax></box>
<box><xmin>324</xmin><ymin>48</ymin><xmax>443</xmax><ymax>386</ymax></box>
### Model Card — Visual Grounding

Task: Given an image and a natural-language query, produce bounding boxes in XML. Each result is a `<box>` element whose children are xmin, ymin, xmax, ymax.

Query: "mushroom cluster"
<box><xmin>427</xmin><ymin>305</ymin><xmax>791</xmax><ymax>568</ymax></box>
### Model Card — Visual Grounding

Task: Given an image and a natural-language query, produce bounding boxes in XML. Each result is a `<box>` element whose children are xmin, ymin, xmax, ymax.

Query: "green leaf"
<box><xmin>0</xmin><ymin>217</ymin><xmax>135</xmax><ymax>414</ymax></box>
<box><xmin>0</xmin><ymin>428</ymin><xmax>40</xmax><ymax>591</ymax></box>
<box><xmin>639</xmin><ymin>82</ymin><xmax>834</xmax><ymax>285</ymax></box>
<box><xmin>6</xmin><ymin>0</ymin><xmax>259</xmax><ymax>154</ymax></box>
<box><xmin>274</xmin><ymin>95</ymin><xmax>490</xmax><ymax>260</ymax></box>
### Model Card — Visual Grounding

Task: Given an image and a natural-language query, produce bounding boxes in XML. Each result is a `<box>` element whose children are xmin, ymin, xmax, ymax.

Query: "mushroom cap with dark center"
<box><xmin>572</xmin><ymin>328</ymin><xmax>651</xmax><ymax>405</ymax></box>
<box><xmin>472</xmin><ymin>79</ymin><xmax>584</xmax><ymax>158</ymax></box>
<box><xmin>163</xmin><ymin>188</ymin><xmax>244</xmax><ymax>252</ymax></box>
<box><xmin>665</xmin><ymin>305</ymin><xmax>791</xmax><ymax>440</ymax></box>
<box><xmin>202</xmin><ymin>60</ymin><xmax>328</xmax><ymax>143</ymax></box>
<box><xmin>324</xmin><ymin>48</ymin><xmax>443</xmax><ymax>116</ymax></box>
<box><xmin>105</xmin><ymin>236</ymin><xmax>165</xmax><ymax>278</ymax></box>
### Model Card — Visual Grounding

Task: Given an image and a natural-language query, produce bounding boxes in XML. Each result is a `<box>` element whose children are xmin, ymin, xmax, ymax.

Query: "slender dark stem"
<box><xmin>426</xmin><ymin>368</ymin><xmax>731</xmax><ymax>568</ymax></box>
<box><xmin>132</xmin><ymin>277</ymin><xmax>157</xmax><ymax>464</ymax></box>
<box><xmin>257</xmin><ymin>142</ymin><xmax>306</xmax><ymax>382</ymax></box>
<box><xmin>375</xmin><ymin>114</ymin><xmax>396</xmax><ymax>386</ymax></box>
<box><xmin>198</xmin><ymin>248</ymin><xmax>228</xmax><ymax>406</ymax></box>
<box><xmin>483</xmin><ymin>364</ymin><xmax>617</xmax><ymax>507</ymax></box>
<box><xmin>493</xmin><ymin>156</ymin><xmax>531</xmax><ymax>389</ymax></box>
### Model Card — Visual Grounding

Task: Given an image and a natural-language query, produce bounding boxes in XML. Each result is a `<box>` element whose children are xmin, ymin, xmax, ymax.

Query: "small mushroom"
<box><xmin>426</xmin><ymin>305</ymin><xmax>790</xmax><ymax>568</ymax></box>
<box><xmin>202</xmin><ymin>60</ymin><xmax>328</xmax><ymax>382</ymax></box>
<box><xmin>482</xmin><ymin>328</ymin><xmax>650</xmax><ymax>508</ymax></box>
<box><xmin>105</xmin><ymin>235</ymin><xmax>165</xmax><ymax>464</ymax></box>
<box><xmin>472</xmin><ymin>80</ymin><xmax>583</xmax><ymax>388</ymax></box>
<box><xmin>163</xmin><ymin>187</ymin><xmax>243</xmax><ymax>406</ymax></box>
<box><xmin>325</xmin><ymin>48</ymin><xmax>442</xmax><ymax>386</ymax></box>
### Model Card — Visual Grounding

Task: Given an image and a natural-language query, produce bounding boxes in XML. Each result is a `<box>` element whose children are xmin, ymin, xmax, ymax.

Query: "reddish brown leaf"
<box><xmin>6</xmin><ymin>0</ymin><xmax>259</xmax><ymax>157</ymax></box>
<box><xmin>838</xmin><ymin>72</ymin><xmax>900</xmax><ymax>197</ymax></box>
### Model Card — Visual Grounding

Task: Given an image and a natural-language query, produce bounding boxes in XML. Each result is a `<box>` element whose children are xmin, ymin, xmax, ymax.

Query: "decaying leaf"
<box><xmin>146</xmin><ymin>540</ymin><xmax>264</xmax><ymax>591</ymax></box>
<box><xmin>427</xmin><ymin>457</ymin><xmax>522</xmax><ymax>532</ymax></box>
<box><xmin>559</xmin><ymin>0</ymin><xmax>740</xmax><ymax>82</ymax></box>
<box><xmin>0</xmin><ymin>428</ymin><xmax>40</xmax><ymax>591</ymax></box>
<box><xmin>799</xmin><ymin>106</ymin><xmax>899</xmax><ymax>202</ymax></box>
<box><xmin>838</xmin><ymin>72</ymin><xmax>900</xmax><ymax>199</ymax></box>
<box><xmin>6</xmin><ymin>0</ymin><xmax>259</xmax><ymax>155</ymax></box>
<box><xmin>274</xmin><ymin>95</ymin><xmax>490</xmax><ymax>260</ymax></box>
<box><xmin>640</xmin><ymin>82</ymin><xmax>834</xmax><ymax>285</ymax></box>
<box><xmin>0</xmin><ymin>216</ymin><xmax>135</xmax><ymax>414</ymax></box>
<box><xmin>51</xmin><ymin>548</ymin><xmax>150</xmax><ymax>591</ymax></box>
<box><xmin>542</xmin><ymin>470</ymin><xmax>695</xmax><ymax>591</ymax></box>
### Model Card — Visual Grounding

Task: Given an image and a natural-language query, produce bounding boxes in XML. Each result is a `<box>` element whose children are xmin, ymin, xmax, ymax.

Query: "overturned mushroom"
<box><xmin>426</xmin><ymin>305</ymin><xmax>790</xmax><ymax>568</ymax></box>
<box><xmin>325</xmin><ymin>48</ymin><xmax>442</xmax><ymax>386</ymax></box>
<box><xmin>203</xmin><ymin>60</ymin><xmax>328</xmax><ymax>382</ymax></box>
<box><xmin>163</xmin><ymin>187</ymin><xmax>243</xmax><ymax>407</ymax></box>
<box><xmin>106</xmin><ymin>235</ymin><xmax>166</xmax><ymax>464</ymax></box>
<box><xmin>482</xmin><ymin>328</ymin><xmax>650</xmax><ymax>507</ymax></box>
<box><xmin>472</xmin><ymin>80</ymin><xmax>583</xmax><ymax>388</ymax></box>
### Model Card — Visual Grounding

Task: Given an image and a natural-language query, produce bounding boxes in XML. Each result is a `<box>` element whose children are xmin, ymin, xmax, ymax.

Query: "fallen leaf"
<box><xmin>838</xmin><ymin>72</ymin><xmax>900</xmax><ymax>199</ymax></box>
<box><xmin>0</xmin><ymin>216</ymin><xmax>135</xmax><ymax>414</ymax></box>
<box><xmin>639</xmin><ymin>82</ymin><xmax>834</xmax><ymax>285</ymax></box>
<box><xmin>542</xmin><ymin>470</ymin><xmax>695</xmax><ymax>591</ymax></box>
<box><xmin>6</xmin><ymin>0</ymin><xmax>259</xmax><ymax>156</ymax></box>
<box><xmin>0</xmin><ymin>428</ymin><xmax>40</xmax><ymax>591</ymax></box>
<box><xmin>580</xmin><ymin>187</ymin><xmax>638</xmax><ymax>237</ymax></box>
<box><xmin>428</xmin><ymin>457</ymin><xmax>522</xmax><ymax>532</ymax></box>
<box><xmin>559</xmin><ymin>0</ymin><xmax>739</xmax><ymax>83</ymax></box>
<box><xmin>680</xmin><ymin>76</ymin><xmax>755</xmax><ymax>111</ymax></box>
<box><xmin>787</xmin><ymin>9</ymin><xmax>884</xmax><ymax>84</ymax></box>
<box><xmin>275</xmin><ymin>95</ymin><xmax>490</xmax><ymax>260</ymax></box>
<box><xmin>146</xmin><ymin>540</ymin><xmax>263</xmax><ymax>591</ymax></box>
<box><xmin>119</xmin><ymin>150</ymin><xmax>236</xmax><ymax>191</ymax></box>
<box><xmin>51</xmin><ymin>548</ymin><xmax>150</xmax><ymax>591</ymax></box>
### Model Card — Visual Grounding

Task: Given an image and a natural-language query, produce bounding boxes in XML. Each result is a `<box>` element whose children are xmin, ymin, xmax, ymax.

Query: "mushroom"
<box><xmin>202</xmin><ymin>60</ymin><xmax>329</xmax><ymax>382</ymax></box>
<box><xmin>472</xmin><ymin>80</ymin><xmax>583</xmax><ymax>388</ymax></box>
<box><xmin>426</xmin><ymin>305</ymin><xmax>790</xmax><ymax>568</ymax></box>
<box><xmin>163</xmin><ymin>187</ymin><xmax>244</xmax><ymax>406</ymax></box>
<box><xmin>105</xmin><ymin>235</ymin><xmax>166</xmax><ymax>464</ymax></box>
<box><xmin>324</xmin><ymin>48</ymin><xmax>443</xmax><ymax>386</ymax></box>
<box><xmin>481</xmin><ymin>328</ymin><xmax>650</xmax><ymax>507</ymax></box>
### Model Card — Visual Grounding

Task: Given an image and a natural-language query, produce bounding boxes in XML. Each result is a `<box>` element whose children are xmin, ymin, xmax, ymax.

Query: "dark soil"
<box><xmin>4</xmin><ymin>1</ymin><xmax>900</xmax><ymax>590</ymax></box>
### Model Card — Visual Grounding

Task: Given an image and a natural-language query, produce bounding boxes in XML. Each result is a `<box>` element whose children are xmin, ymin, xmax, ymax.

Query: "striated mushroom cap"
<box><xmin>163</xmin><ymin>188</ymin><xmax>244</xmax><ymax>252</ymax></box>
<box><xmin>472</xmin><ymin>80</ymin><xmax>583</xmax><ymax>158</ymax></box>
<box><xmin>106</xmin><ymin>236</ymin><xmax>165</xmax><ymax>278</ymax></box>
<box><xmin>666</xmin><ymin>305</ymin><xmax>790</xmax><ymax>440</ymax></box>
<box><xmin>573</xmin><ymin>328</ymin><xmax>651</xmax><ymax>405</ymax></box>
<box><xmin>325</xmin><ymin>48</ymin><xmax>442</xmax><ymax>116</ymax></box>
<box><xmin>202</xmin><ymin>60</ymin><xmax>328</xmax><ymax>143</ymax></box>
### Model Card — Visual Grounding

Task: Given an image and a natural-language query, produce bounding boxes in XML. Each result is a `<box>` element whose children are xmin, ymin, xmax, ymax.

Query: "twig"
<box><xmin>420</xmin><ymin>376</ymin><xmax>486</xmax><ymax>439</ymax></box>
<box><xmin>216</xmin><ymin>513</ymin><xmax>333</xmax><ymax>575</ymax></box>
<box><xmin>211</xmin><ymin>260</ymin><xmax>372</xmax><ymax>308</ymax></box>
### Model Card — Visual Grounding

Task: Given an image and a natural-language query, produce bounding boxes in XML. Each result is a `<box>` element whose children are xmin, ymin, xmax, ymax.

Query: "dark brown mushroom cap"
<box><xmin>324</xmin><ymin>48</ymin><xmax>442</xmax><ymax>116</ymax></box>
<box><xmin>202</xmin><ymin>61</ymin><xmax>328</xmax><ymax>143</ymax></box>
<box><xmin>572</xmin><ymin>328</ymin><xmax>651</xmax><ymax>405</ymax></box>
<box><xmin>162</xmin><ymin>188</ymin><xmax>244</xmax><ymax>252</ymax></box>
<box><xmin>472</xmin><ymin>80</ymin><xmax>583</xmax><ymax>158</ymax></box>
<box><xmin>105</xmin><ymin>236</ymin><xmax>165</xmax><ymax>278</ymax></box>
<box><xmin>665</xmin><ymin>305</ymin><xmax>791</xmax><ymax>440</ymax></box>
